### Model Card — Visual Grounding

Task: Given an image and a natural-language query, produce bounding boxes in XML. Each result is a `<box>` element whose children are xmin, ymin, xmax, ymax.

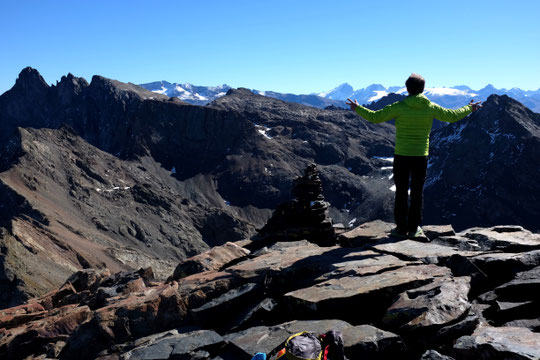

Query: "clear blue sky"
<box><xmin>1</xmin><ymin>0</ymin><xmax>539</xmax><ymax>95</ymax></box>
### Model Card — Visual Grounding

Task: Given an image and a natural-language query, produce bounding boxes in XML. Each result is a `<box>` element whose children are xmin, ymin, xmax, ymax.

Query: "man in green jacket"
<box><xmin>346</xmin><ymin>74</ymin><xmax>481</xmax><ymax>239</ymax></box>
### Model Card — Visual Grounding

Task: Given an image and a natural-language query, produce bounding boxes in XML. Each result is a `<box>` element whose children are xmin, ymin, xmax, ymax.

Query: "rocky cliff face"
<box><xmin>425</xmin><ymin>95</ymin><xmax>540</xmax><ymax>232</ymax></box>
<box><xmin>2</xmin><ymin>221</ymin><xmax>540</xmax><ymax>360</ymax></box>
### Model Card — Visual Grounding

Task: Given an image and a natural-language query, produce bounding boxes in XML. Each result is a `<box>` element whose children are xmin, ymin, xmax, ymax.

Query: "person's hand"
<box><xmin>346</xmin><ymin>98</ymin><xmax>359</xmax><ymax>111</ymax></box>
<box><xmin>469</xmin><ymin>99</ymin><xmax>482</xmax><ymax>112</ymax></box>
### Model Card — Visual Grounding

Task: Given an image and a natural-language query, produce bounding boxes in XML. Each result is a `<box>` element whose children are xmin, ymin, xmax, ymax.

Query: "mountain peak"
<box><xmin>89</xmin><ymin>75</ymin><xmax>169</xmax><ymax>101</ymax></box>
<box><xmin>225</xmin><ymin>87</ymin><xmax>254</xmax><ymax>97</ymax></box>
<box><xmin>13</xmin><ymin>67</ymin><xmax>49</xmax><ymax>93</ymax></box>
<box><xmin>365</xmin><ymin>84</ymin><xmax>386</xmax><ymax>91</ymax></box>
<box><xmin>334</xmin><ymin>82</ymin><xmax>353</xmax><ymax>90</ymax></box>
<box><xmin>480</xmin><ymin>84</ymin><xmax>498</xmax><ymax>91</ymax></box>
<box><xmin>57</xmin><ymin>73</ymin><xmax>89</xmax><ymax>90</ymax></box>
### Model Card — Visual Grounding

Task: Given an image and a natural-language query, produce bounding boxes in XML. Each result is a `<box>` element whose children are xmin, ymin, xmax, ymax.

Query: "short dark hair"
<box><xmin>406</xmin><ymin>73</ymin><xmax>425</xmax><ymax>95</ymax></box>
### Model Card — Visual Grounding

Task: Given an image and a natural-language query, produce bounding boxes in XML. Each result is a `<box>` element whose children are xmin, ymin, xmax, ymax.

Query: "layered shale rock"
<box><xmin>3</xmin><ymin>221</ymin><xmax>539</xmax><ymax>359</ymax></box>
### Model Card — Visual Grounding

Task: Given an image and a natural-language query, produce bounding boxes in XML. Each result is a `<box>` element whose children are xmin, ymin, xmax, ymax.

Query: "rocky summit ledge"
<box><xmin>1</xmin><ymin>221</ymin><xmax>540</xmax><ymax>359</ymax></box>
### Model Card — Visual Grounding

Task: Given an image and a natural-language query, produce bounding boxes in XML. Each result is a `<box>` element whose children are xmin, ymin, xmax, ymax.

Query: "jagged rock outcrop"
<box><xmin>426</xmin><ymin>94</ymin><xmax>540</xmax><ymax>232</ymax></box>
<box><xmin>2</xmin><ymin>221</ymin><xmax>540</xmax><ymax>360</ymax></box>
<box><xmin>256</xmin><ymin>164</ymin><xmax>335</xmax><ymax>247</ymax></box>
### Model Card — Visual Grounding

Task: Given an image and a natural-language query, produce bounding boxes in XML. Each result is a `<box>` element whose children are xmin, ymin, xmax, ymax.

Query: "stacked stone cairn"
<box><xmin>257</xmin><ymin>164</ymin><xmax>335</xmax><ymax>247</ymax></box>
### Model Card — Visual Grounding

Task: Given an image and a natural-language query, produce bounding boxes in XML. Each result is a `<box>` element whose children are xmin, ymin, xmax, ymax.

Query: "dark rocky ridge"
<box><xmin>425</xmin><ymin>94</ymin><xmax>540</xmax><ymax>232</ymax></box>
<box><xmin>1</xmin><ymin>221</ymin><xmax>540</xmax><ymax>360</ymax></box>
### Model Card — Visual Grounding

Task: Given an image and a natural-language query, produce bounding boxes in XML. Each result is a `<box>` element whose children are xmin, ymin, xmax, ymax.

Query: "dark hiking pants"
<box><xmin>393</xmin><ymin>154</ymin><xmax>428</xmax><ymax>233</ymax></box>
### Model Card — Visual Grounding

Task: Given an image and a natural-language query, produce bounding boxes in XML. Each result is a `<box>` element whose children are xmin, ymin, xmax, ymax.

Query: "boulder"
<box><xmin>469</xmin><ymin>250</ymin><xmax>540</xmax><ymax>286</ymax></box>
<box><xmin>0</xmin><ymin>301</ymin><xmax>47</xmax><ymax>330</ymax></box>
<box><xmin>458</xmin><ymin>226</ymin><xmax>540</xmax><ymax>252</ymax></box>
<box><xmin>284</xmin><ymin>265</ymin><xmax>451</xmax><ymax>323</ymax></box>
<box><xmin>433</xmin><ymin>311</ymin><xmax>480</xmax><ymax>351</ymax></box>
<box><xmin>342</xmin><ymin>324</ymin><xmax>406</xmax><ymax>360</ymax></box>
<box><xmin>0</xmin><ymin>304</ymin><xmax>92</xmax><ymax>359</ymax></box>
<box><xmin>490</xmin><ymin>300</ymin><xmax>539</xmax><ymax>325</ymax></box>
<box><xmin>422</xmin><ymin>225</ymin><xmax>456</xmax><ymax>241</ymax></box>
<box><xmin>432</xmin><ymin>236</ymin><xmax>482</xmax><ymax>251</ymax></box>
<box><xmin>453</xmin><ymin>325</ymin><xmax>540</xmax><ymax>360</ymax></box>
<box><xmin>64</xmin><ymin>268</ymin><xmax>112</xmax><ymax>292</ymax></box>
<box><xmin>60</xmin><ymin>282</ymin><xmax>188</xmax><ymax>360</ymax></box>
<box><xmin>170</xmin><ymin>242</ymin><xmax>250</xmax><ymax>281</ymax></box>
<box><xmin>382</xmin><ymin>276</ymin><xmax>471</xmax><ymax>334</ymax></box>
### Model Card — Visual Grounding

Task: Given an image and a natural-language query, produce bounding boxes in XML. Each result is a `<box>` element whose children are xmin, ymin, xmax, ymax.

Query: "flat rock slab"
<box><xmin>422</xmin><ymin>225</ymin><xmax>456</xmax><ymax>241</ymax></box>
<box><xmin>383</xmin><ymin>276</ymin><xmax>471</xmax><ymax>333</ymax></box>
<box><xmin>494</xmin><ymin>265</ymin><xmax>540</xmax><ymax>302</ymax></box>
<box><xmin>373</xmin><ymin>240</ymin><xmax>480</xmax><ymax>264</ymax></box>
<box><xmin>314</xmin><ymin>250</ymin><xmax>417</xmax><ymax>282</ymax></box>
<box><xmin>504</xmin><ymin>318</ymin><xmax>540</xmax><ymax>331</ymax></box>
<box><xmin>226</xmin><ymin>240</ymin><xmax>335</xmax><ymax>282</ymax></box>
<box><xmin>177</xmin><ymin>271</ymin><xmax>244</xmax><ymax>308</ymax></box>
<box><xmin>470</xmin><ymin>250</ymin><xmax>540</xmax><ymax>281</ymax></box>
<box><xmin>459</xmin><ymin>226</ymin><xmax>540</xmax><ymax>252</ymax></box>
<box><xmin>191</xmin><ymin>283</ymin><xmax>262</xmax><ymax>328</ymax></box>
<box><xmin>224</xmin><ymin>319</ymin><xmax>352</xmax><ymax>358</ymax></box>
<box><xmin>229</xmin><ymin>298</ymin><xmax>279</xmax><ymax>331</ymax></box>
<box><xmin>432</xmin><ymin>235</ymin><xmax>483</xmax><ymax>251</ymax></box>
<box><xmin>120</xmin><ymin>329</ymin><xmax>224</xmax><ymax>360</ymax></box>
<box><xmin>339</xmin><ymin>220</ymin><xmax>395</xmax><ymax>247</ymax></box>
<box><xmin>342</xmin><ymin>324</ymin><xmax>406</xmax><ymax>359</ymax></box>
<box><xmin>171</xmin><ymin>242</ymin><xmax>250</xmax><ymax>280</ymax></box>
<box><xmin>284</xmin><ymin>265</ymin><xmax>451</xmax><ymax>323</ymax></box>
<box><xmin>453</xmin><ymin>325</ymin><xmax>540</xmax><ymax>360</ymax></box>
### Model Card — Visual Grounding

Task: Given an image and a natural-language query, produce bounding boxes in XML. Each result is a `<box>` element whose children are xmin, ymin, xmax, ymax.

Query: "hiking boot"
<box><xmin>390</xmin><ymin>228</ymin><xmax>408</xmax><ymax>239</ymax></box>
<box><xmin>407</xmin><ymin>227</ymin><xmax>426</xmax><ymax>239</ymax></box>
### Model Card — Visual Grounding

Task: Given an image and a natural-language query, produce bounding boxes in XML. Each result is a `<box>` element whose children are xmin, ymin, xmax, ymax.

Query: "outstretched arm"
<box><xmin>346</xmin><ymin>98</ymin><xmax>399</xmax><ymax>124</ymax></box>
<box><xmin>431</xmin><ymin>100</ymin><xmax>478</xmax><ymax>123</ymax></box>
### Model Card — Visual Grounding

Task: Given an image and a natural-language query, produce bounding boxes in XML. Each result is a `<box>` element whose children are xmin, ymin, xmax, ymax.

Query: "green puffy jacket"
<box><xmin>354</xmin><ymin>94</ymin><xmax>472</xmax><ymax>156</ymax></box>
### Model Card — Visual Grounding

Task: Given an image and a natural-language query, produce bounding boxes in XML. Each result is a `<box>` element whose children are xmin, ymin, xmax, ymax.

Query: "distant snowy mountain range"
<box><xmin>140</xmin><ymin>81</ymin><xmax>230</xmax><ymax>105</ymax></box>
<box><xmin>139</xmin><ymin>81</ymin><xmax>540</xmax><ymax>113</ymax></box>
